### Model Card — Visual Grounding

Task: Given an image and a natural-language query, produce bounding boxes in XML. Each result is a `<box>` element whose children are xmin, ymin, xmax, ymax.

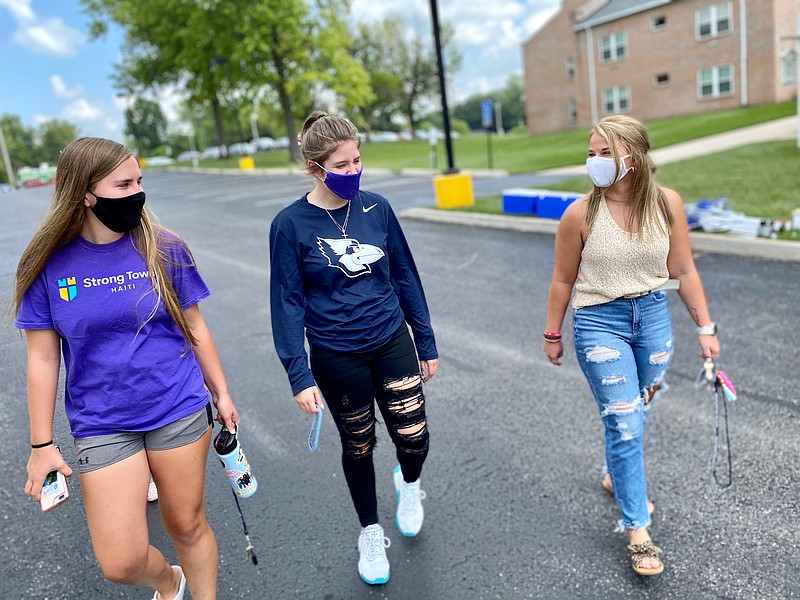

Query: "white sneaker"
<box><xmin>393</xmin><ymin>465</ymin><xmax>427</xmax><ymax>536</ymax></box>
<box><xmin>147</xmin><ymin>477</ymin><xmax>159</xmax><ymax>502</ymax></box>
<box><xmin>152</xmin><ymin>565</ymin><xmax>185</xmax><ymax>600</ymax></box>
<box><xmin>357</xmin><ymin>524</ymin><xmax>391</xmax><ymax>584</ymax></box>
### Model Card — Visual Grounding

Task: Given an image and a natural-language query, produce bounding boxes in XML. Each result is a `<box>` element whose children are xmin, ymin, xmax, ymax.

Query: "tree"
<box><xmin>82</xmin><ymin>0</ymin><xmax>371</xmax><ymax>163</ymax></box>
<box><xmin>37</xmin><ymin>120</ymin><xmax>79</xmax><ymax>165</ymax></box>
<box><xmin>0</xmin><ymin>115</ymin><xmax>37</xmax><ymax>183</ymax></box>
<box><xmin>125</xmin><ymin>97</ymin><xmax>167</xmax><ymax>155</ymax></box>
<box><xmin>350</xmin><ymin>14</ymin><xmax>462</xmax><ymax>136</ymax></box>
<box><xmin>453</xmin><ymin>75</ymin><xmax>527</xmax><ymax>131</ymax></box>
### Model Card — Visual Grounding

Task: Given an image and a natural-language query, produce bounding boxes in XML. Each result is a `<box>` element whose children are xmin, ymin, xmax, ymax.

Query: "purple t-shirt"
<box><xmin>15</xmin><ymin>231</ymin><xmax>211</xmax><ymax>438</ymax></box>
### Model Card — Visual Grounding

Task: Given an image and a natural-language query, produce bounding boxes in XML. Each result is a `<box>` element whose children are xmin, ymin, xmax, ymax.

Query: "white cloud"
<box><xmin>2</xmin><ymin>1</ymin><xmax>85</xmax><ymax>57</ymax></box>
<box><xmin>62</xmin><ymin>98</ymin><xmax>104</xmax><ymax>121</ymax></box>
<box><xmin>59</xmin><ymin>98</ymin><xmax>124</xmax><ymax>141</ymax></box>
<box><xmin>32</xmin><ymin>113</ymin><xmax>51</xmax><ymax>127</ymax></box>
<box><xmin>50</xmin><ymin>75</ymin><xmax>83</xmax><ymax>99</ymax></box>
<box><xmin>0</xmin><ymin>0</ymin><xmax>35</xmax><ymax>23</ymax></box>
<box><xmin>14</xmin><ymin>17</ymin><xmax>85</xmax><ymax>57</ymax></box>
<box><xmin>349</xmin><ymin>0</ymin><xmax>559</xmax><ymax>100</ymax></box>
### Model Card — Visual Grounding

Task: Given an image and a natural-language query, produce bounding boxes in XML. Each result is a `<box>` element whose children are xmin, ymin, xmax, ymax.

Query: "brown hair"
<box><xmin>14</xmin><ymin>137</ymin><xmax>197</xmax><ymax>345</ymax></box>
<box><xmin>585</xmin><ymin>115</ymin><xmax>673</xmax><ymax>236</ymax></box>
<box><xmin>299</xmin><ymin>111</ymin><xmax>360</xmax><ymax>172</ymax></box>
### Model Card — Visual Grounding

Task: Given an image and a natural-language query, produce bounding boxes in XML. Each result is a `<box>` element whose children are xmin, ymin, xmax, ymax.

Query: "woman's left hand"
<box><xmin>420</xmin><ymin>359</ymin><xmax>439</xmax><ymax>382</ymax></box>
<box><xmin>213</xmin><ymin>392</ymin><xmax>239</xmax><ymax>433</ymax></box>
<box><xmin>698</xmin><ymin>335</ymin><xmax>720</xmax><ymax>361</ymax></box>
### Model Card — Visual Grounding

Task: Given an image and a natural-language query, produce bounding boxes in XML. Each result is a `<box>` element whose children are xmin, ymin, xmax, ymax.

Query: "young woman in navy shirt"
<box><xmin>270</xmin><ymin>112</ymin><xmax>438</xmax><ymax>585</ymax></box>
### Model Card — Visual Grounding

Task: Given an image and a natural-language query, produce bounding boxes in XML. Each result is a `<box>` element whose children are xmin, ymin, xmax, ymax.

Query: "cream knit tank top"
<box><xmin>572</xmin><ymin>199</ymin><xmax>670</xmax><ymax>309</ymax></box>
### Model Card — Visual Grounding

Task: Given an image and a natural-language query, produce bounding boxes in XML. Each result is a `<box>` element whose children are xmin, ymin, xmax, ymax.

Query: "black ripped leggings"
<box><xmin>309</xmin><ymin>325</ymin><xmax>429</xmax><ymax>527</ymax></box>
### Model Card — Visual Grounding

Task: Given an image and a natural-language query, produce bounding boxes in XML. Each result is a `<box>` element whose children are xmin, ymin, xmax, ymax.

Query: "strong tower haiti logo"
<box><xmin>58</xmin><ymin>277</ymin><xmax>77</xmax><ymax>302</ymax></box>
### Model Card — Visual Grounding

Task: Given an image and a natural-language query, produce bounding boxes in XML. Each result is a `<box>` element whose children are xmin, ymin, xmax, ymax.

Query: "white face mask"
<box><xmin>585</xmin><ymin>154</ymin><xmax>631</xmax><ymax>188</ymax></box>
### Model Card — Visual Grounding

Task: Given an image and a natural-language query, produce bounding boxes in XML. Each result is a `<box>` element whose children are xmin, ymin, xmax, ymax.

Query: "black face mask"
<box><xmin>88</xmin><ymin>190</ymin><xmax>146</xmax><ymax>233</ymax></box>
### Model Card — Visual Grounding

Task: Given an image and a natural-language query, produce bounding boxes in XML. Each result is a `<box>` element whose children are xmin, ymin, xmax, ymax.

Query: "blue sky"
<box><xmin>0</xmin><ymin>0</ymin><xmax>559</xmax><ymax>142</ymax></box>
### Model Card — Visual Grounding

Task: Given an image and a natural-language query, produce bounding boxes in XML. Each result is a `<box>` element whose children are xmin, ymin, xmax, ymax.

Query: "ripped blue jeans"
<box><xmin>573</xmin><ymin>291</ymin><xmax>672</xmax><ymax>530</ymax></box>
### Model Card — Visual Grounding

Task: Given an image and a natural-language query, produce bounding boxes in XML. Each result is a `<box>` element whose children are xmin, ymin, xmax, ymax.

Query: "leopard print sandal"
<box><xmin>627</xmin><ymin>540</ymin><xmax>664</xmax><ymax>576</ymax></box>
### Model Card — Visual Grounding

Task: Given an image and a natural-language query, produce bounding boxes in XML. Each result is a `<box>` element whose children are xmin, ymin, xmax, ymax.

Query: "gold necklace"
<box><xmin>313</xmin><ymin>190</ymin><xmax>350</xmax><ymax>238</ymax></box>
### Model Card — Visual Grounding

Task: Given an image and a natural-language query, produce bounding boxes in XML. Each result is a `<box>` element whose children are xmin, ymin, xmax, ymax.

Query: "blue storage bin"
<box><xmin>501</xmin><ymin>188</ymin><xmax>539</xmax><ymax>215</ymax></box>
<box><xmin>536</xmin><ymin>193</ymin><xmax>580</xmax><ymax>219</ymax></box>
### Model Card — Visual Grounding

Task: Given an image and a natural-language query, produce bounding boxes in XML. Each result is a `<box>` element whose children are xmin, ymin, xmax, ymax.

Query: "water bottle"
<box><xmin>213</xmin><ymin>426</ymin><xmax>257</xmax><ymax>498</ymax></box>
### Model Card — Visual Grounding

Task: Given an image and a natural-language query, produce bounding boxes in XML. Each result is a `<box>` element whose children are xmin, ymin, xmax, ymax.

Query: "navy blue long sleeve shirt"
<box><xmin>269</xmin><ymin>190</ymin><xmax>438</xmax><ymax>395</ymax></box>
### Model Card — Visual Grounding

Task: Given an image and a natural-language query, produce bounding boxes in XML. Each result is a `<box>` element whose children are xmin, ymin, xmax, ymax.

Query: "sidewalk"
<box><xmin>400</xmin><ymin>116</ymin><xmax>800</xmax><ymax>262</ymax></box>
<box><xmin>536</xmin><ymin>115</ymin><xmax>798</xmax><ymax>176</ymax></box>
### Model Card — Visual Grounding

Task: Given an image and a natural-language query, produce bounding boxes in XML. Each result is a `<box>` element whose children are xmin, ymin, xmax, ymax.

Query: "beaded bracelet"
<box><xmin>31</xmin><ymin>440</ymin><xmax>54</xmax><ymax>449</ymax></box>
<box><xmin>543</xmin><ymin>337</ymin><xmax>561</xmax><ymax>343</ymax></box>
<box><xmin>543</xmin><ymin>331</ymin><xmax>562</xmax><ymax>340</ymax></box>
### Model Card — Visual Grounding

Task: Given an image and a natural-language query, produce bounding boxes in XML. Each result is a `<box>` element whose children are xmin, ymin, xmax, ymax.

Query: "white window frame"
<box><xmin>599</xmin><ymin>32</ymin><xmax>627</xmax><ymax>63</ymax></box>
<box><xmin>651</xmin><ymin>15</ymin><xmax>667</xmax><ymax>31</ymax></box>
<box><xmin>697</xmin><ymin>64</ymin><xmax>734</xmax><ymax>99</ymax></box>
<box><xmin>568</xmin><ymin>98</ymin><xmax>577</xmax><ymax>122</ymax></box>
<box><xmin>602</xmin><ymin>86</ymin><xmax>630</xmax><ymax>114</ymax></box>
<box><xmin>565</xmin><ymin>56</ymin><xmax>575</xmax><ymax>80</ymax></box>
<box><xmin>781</xmin><ymin>49</ymin><xmax>797</xmax><ymax>86</ymax></box>
<box><xmin>696</xmin><ymin>2</ymin><xmax>732</xmax><ymax>40</ymax></box>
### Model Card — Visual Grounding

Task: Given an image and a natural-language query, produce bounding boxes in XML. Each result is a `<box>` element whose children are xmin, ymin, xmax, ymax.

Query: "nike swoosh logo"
<box><xmin>363</xmin><ymin>203</ymin><xmax>378</xmax><ymax>213</ymax></box>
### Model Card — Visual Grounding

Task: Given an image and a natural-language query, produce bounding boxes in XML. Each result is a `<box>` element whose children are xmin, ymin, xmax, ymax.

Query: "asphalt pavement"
<box><xmin>0</xmin><ymin>132</ymin><xmax>798</xmax><ymax>599</ymax></box>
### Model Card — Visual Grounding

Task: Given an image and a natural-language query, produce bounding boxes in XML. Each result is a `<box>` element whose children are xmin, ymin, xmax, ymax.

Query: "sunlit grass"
<box><xmin>183</xmin><ymin>101</ymin><xmax>797</xmax><ymax>174</ymax></box>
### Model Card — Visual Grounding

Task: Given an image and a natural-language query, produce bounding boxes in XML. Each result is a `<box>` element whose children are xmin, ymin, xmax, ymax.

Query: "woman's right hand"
<box><xmin>25</xmin><ymin>445</ymin><xmax>72</xmax><ymax>503</ymax></box>
<box><xmin>294</xmin><ymin>386</ymin><xmax>324</xmax><ymax>415</ymax></box>
<box><xmin>544</xmin><ymin>340</ymin><xmax>564</xmax><ymax>366</ymax></box>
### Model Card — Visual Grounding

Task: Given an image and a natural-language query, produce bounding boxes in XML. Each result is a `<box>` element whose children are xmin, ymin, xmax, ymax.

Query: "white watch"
<box><xmin>697</xmin><ymin>323</ymin><xmax>717</xmax><ymax>336</ymax></box>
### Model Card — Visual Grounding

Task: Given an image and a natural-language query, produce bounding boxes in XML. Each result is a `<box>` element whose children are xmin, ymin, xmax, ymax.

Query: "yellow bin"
<box><xmin>433</xmin><ymin>171</ymin><xmax>474</xmax><ymax>209</ymax></box>
<box><xmin>238</xmin><ymin>156</ymin><xmax>255</xmax><ymax>170</ymax></box>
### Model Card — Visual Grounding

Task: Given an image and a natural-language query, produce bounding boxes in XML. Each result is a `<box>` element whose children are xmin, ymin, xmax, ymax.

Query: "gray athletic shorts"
<box><xmin>73</xmin><ymin>403</ymin><xmax>213</xmax><ymax>473</ymax></box>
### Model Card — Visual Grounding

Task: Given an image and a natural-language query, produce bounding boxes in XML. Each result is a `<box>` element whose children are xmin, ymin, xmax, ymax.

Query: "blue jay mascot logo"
<box><xmin>317</xmin><ymin>237</ymin><xmax>384</xmax><ymax>278</ymax></box>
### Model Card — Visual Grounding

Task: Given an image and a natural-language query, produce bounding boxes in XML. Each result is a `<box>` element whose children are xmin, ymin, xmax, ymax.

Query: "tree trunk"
<box><xmin>211</xmin><ymin>96</ymin><xmax>228</xmax><ymax>158</ymax></box>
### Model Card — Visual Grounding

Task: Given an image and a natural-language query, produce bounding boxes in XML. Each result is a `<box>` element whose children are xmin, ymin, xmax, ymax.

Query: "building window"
<box><xmin>696</xmin><ymin>2</ymin><xmax>732</xmax><ymax>40</ymax></box>
<box><xmin>655</xmin><ymin>73</ymin><xmax>670</xmax><ymax>86</ymax></box>
<box><xmin>603</xmin><ymin>86</ymin><xmax>630</xmax><ymax>113</ymax></box>
<box><xmin>781</xmin><ymin>49</ymin><xmax>797</xmax><ymax>85</ymax></box>
<box><xmin>651</xmin><ymin>15</ymin><xmax>667</xmax><ymax>31</ymax></box>
<box><xmin>565</xmin><ymin>56</ymin><xmax>575</xmax><ymax>80</ymax></box>
<box><xmin>600</xmin><ymin>32</ymin><xmax>627</xmax><ymax>63</ymax></box>
<box><xmin>568</xmin><ymin>98</ymin><xmax>577</xmax><ymax>122</ymax></box>
<box><xmin>698</xmin><ymin>64</ymin><xmax>734</xmax><ymax>99</ymax></box>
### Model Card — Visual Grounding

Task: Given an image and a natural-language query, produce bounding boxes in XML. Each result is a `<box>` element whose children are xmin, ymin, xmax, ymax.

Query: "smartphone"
<box><xmin>40</xmin><ymin>470</ymin><xmax>69</xmax><ymax>512</ymax></box>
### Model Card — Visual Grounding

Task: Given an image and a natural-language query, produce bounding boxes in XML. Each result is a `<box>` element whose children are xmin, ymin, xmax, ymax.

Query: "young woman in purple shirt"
<box><xmin>15</xmin><ymin>137</ymin><xmax>238</xmax><ymax>600</ymax></box>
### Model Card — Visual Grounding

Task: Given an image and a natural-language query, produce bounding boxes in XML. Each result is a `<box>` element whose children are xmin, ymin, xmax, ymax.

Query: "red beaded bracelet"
<box><xmin>543</xmin><ymin>331</ymin><xmax>562</xmax><ymax>340</ymax></box>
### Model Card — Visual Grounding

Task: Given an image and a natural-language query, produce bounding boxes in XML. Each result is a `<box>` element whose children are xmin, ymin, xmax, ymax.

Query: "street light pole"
<box><xmin>429</xmin><ymin>0</ymin><xmax>456</xmax><ymax>173</ymax></box>
<box><xmin>0</xmin><ymin>125</ymin><xmax>17</xmax><ymax>189</ymax></box>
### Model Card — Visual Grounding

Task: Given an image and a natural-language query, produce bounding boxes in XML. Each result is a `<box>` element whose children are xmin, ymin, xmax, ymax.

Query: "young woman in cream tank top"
<box><xmin>543</xmin><ymin>115</ymin><xmax>720</xmax><ymax>577</ymax></box>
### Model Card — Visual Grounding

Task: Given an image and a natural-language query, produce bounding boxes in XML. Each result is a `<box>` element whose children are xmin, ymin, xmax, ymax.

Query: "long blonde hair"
<box><xmin>585</xmin><ymin>115</ymin><xmax>673</xmax><ymax>236</ymax></box>
<box><xmin>14</xmin><ymin>137</ymin><xmax>197</xmax><ymax>345</ymax></box>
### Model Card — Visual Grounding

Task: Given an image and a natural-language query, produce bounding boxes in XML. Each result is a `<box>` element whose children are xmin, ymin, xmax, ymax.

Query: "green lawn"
<box><xmin>182</xmin><ymin>101</ymin><xmax>797</xmax><ymax>174</ymax></box>
<box><xmin>450</xmin><ymin>139</ymin><xmax>800</xmax><ymax>239</ymax></box>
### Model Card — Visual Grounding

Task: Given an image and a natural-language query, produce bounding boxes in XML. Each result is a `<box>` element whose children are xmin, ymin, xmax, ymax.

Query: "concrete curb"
<box><xmin>399</xmin><ymin>207</ymin><xmax>800</xmax><ymax>262</ymax></box>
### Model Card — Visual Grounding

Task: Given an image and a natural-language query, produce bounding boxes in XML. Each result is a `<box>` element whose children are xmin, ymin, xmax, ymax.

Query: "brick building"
<box><xmin>522</xmin><ymin>0</ymin><xmax>800</xmax><ymax>134</ymax></box>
